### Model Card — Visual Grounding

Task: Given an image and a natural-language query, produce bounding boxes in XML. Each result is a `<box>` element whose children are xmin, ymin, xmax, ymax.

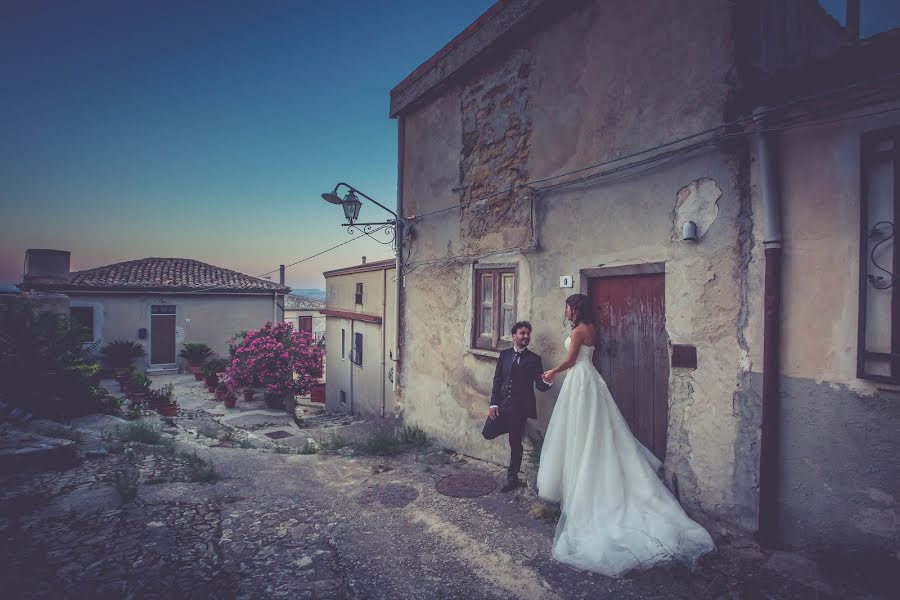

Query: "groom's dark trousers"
<box><xmin>490</xmin><ymin>347</ymin><xmax>551</xmax><ymax>481</ymax></box>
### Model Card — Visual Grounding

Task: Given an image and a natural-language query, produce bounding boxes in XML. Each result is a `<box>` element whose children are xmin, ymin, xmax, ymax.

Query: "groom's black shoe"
<box><xmin>501</xmin><ymin>478</ymin><xmax>522</xmax><ymax>493</ymax></box>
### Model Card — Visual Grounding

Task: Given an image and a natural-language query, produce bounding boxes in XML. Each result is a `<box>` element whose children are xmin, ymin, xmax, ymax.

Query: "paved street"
<box><xmin>0</xmin><ymin>376</ymin><xmax>886</xmax><ymax>599</ymax></box>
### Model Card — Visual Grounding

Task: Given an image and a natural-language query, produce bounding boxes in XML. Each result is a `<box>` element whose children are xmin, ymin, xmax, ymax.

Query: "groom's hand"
<box><xmin>488</xmin><ymin>406</ymin><xmax>500</xmax><ymax>420</ymax></box>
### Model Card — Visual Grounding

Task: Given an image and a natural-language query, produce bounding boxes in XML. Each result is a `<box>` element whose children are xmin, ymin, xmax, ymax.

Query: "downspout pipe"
<box><xmin>754</xmin><ymin>106</ymin><xmax>783</xmax><ymax>545</ymax></box>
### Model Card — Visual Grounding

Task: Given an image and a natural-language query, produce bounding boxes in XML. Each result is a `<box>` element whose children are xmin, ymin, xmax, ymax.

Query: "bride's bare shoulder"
<box><xmin>573</xmin><ymin>323</ymin><xmax>597</xmax><ymax>347</ymax></box>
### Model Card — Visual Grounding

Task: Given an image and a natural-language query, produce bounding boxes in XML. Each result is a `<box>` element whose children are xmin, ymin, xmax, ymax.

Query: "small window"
<box><xmin>352</xmin><ymin>332</ymin><xmax>363</xmax><ymax>366</ymax></box>
<box><xmin>355</xmin><ymin>282</ymin><xmax>363</xmax><ymax>305</ymax></box>
<box><xmin>340</xmin><ymin>390</ymin><xmax>347</xmax><ymax>405</ymax></box>
<box><xmin>70</xmin><ymin>307</ymin><xmax>94</xmax><ymax>342</ymax></box>
<box><xmin>151</xmin><ymin>305</ymin><xmax>176</xmax><ymax>314</ymax></box>
<box><xmin>473</xmin><ymin>267</ymin><xmax>516</xmax><ymax>350</ymax></box>
<box><xmin>341</xmin><ymin>328</ymin><xmax>346</xmax><ymax>359</ymax></box>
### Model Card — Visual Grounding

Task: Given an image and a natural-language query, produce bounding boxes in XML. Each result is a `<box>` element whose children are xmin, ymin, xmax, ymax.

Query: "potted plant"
<box><xmin>147</xmin><ymin>383</ymin><xmax>177</xmax><ymax>416</ymax></box>
<box><xmin>204</xmin><ymin>373</ymin><xmax>218</xmax><ymax>393</ymax></box>
<box><xmin>179</xmin><ymin>343</ymin><xmax>215</xmax><ymax>379</ymax></box>
<box><xmin>223</xmin><ymin>390</ymin><xmax>237</xmax><ymax>409</ymax></box>
<box><xmin>101</xmin><ymin>340</ymin><xmax>146</xmax><ymax>376</ymax></box>
<box><xmin>115</xmin><ymin>366</ymin><xmax>134</xmax><ymax>392</ymax></box>
<box><xmin>242</xmin><ymin>386</ymin><xmax>255</xmax><ymax>402</ymax></box>
<box><xmin>215</xmin><ymin>381</ymin><xmax>228</xmax><ymax>401</ymax></box>
<box><xmin>128</xmin><ymin>373</ymin><xmax>152</xmax><ymax>404</ymax></box>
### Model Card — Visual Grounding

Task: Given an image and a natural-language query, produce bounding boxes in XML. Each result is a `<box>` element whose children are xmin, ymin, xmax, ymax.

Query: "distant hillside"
<box><xmin>290</xmin><ymin>288</ymin><xmax>325</xmax><ymax>300</ymax></box>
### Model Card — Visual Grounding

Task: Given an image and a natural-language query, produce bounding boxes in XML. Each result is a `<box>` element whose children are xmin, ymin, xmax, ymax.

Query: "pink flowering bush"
<box><xmin>226</xmin><ymin>322</ymin><xmax>324</xmax><ymax>399</ymax></box>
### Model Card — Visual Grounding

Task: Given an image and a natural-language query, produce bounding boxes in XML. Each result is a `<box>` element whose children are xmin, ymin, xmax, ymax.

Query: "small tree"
<box><xmin>226</xmin><ymin>321</ymin><xmax>323</xmax><ymax>399</ymax></box>
<box><xmin>0</xmin><ymin>302</ymin><xmax>101</xmax><ymax>418</ymax></box>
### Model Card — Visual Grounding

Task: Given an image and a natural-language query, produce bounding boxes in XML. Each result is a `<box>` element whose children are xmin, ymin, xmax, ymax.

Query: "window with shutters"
<box><xmin>355</xmin><ymin>283</ymin><xmax>363</xmax><ymax>304</ymax></box>
<box><xmin>353</xmin><ymin>332</ymin><xmax>363</xmax><ymax>366</ymax></box>
<box><xmin>473</xmin><ymin>266</ymin><xmax>516</xmax><ymax>351</ymax></box>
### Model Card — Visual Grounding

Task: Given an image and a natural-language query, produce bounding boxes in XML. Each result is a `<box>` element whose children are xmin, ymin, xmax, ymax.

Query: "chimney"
<box><xmin>279</xmin><ymin>264</ymin><xmax>285</xmax><ymax>286</ymax></box>
<box><xmin>22</xmin><ymin>249</ymin><xmax>71</xmax><ymax>289</ymax></box>
<box><xmin>362</xmin><ymin>256</ymin><xmax>367</xmax><ymax>265</ymax></box>
<box><xmin>846</xmin><ymin>0</ymin><xmax>860</xmax><ymax>41</ymax></box>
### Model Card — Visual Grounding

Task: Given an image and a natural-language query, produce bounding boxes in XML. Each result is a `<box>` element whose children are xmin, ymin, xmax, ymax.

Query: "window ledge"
<box><xmin>468</xmin><ymin>347</ymin><xmax>501</xmax><ymax>360</ymax></box>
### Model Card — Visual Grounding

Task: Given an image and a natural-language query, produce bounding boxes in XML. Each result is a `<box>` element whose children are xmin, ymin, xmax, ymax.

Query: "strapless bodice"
<box><xmin>565</xmin><ymin>336</ymin><xmax>595</xmax><ymax>363</ymax></box>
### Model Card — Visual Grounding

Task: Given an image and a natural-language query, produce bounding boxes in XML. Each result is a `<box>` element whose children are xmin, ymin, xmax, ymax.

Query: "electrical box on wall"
<box><xmin>560</xmin><ymin>275</ymin><xmax>574</xmax><ymax>288</ymax></box>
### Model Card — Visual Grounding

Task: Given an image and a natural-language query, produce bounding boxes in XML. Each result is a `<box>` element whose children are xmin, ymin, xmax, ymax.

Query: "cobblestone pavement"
<box><xmin>0</xmin><ymin>411</ymin><xmax>890</xmax><ymax>600</ymax></box>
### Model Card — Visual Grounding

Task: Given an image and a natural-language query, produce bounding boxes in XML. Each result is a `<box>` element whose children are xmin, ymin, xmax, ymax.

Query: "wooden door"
<box><xmin>298</xmin><ymin>316</ymin><xmax>312</xmax><ymax>333</ymax></box>
<box><xmin>590</xmin><ymin>274</ymin><xmax>669</xmax><ymax>460</ymax></box>
<box><xmin>150</xmin><ymin>306</ymin><xmax>177</xmax><ymax>364</ymax></box>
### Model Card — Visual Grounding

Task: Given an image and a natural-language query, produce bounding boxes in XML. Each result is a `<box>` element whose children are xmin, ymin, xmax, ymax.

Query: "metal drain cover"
<box><xmin>357</xmin><ymin>484</ymin><xmax>419</xmax><ymax>508</ymax></box>
<box><xmin>435</xmin><ymin>473</ymin><xmax>496</xmax><ymax>498</ymax></box>
<box><xmin>265</xmin><ymin>430</ymin><xmax>294</xmax><ymax>440</ymax></box>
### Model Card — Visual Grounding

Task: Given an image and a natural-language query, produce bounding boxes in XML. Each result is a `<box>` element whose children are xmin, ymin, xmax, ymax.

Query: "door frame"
<box><xmin>148</xmin><ymin>304</ymin><xmax>178</xmax><ymax>367</ymax></box>
<box><xmin>581</xmin><ymin>261</ymin><xmax>669</xmax><ymax>459</ymax></box>
<box><xmin>579</xmin><ymin>262</ymin><xmax>666</xmax><ymax>293</ymax></box>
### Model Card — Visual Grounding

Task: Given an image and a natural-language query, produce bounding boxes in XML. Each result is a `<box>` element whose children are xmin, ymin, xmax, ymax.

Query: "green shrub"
<box><xmin>0</xmin><ymin>302</ymin><xmax>103</xmax><ymax>418</ymax></box>
<box><xmin>116</xmin><ymin>420</ymin><xmax>163</xmax><ymax>444</ymax></box>
<box><xmin>179</xmin><ymin>343</ymin><xmax>214</xmax><ymax>364</ymax></box>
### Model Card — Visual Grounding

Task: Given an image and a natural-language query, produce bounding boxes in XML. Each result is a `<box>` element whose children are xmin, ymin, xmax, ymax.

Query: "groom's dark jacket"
<box><xmin>491</xmin><ymin>347</ymin><xmax>551</xmax><ymax>420</ymax></box>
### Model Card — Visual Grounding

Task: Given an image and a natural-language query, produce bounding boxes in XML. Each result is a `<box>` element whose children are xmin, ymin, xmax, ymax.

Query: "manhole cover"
<box><xmin>357</xmin><ymin>484</ymin><xmax>419</xmax><ymax>508</ymax></box>
<box><xmin>265</xmin><ymin>430</ymin><xmax>294</xmax><ymax>440</ymax></box>
<box><xmin>435</xmin><ymin>473</ymin><xmax>496</xmax><ymax>498</ymax></box>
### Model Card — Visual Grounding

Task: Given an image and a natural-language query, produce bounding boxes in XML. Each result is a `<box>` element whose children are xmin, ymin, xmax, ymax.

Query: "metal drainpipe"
<box><xmin>349</xmin><ymin>319</ymin><xmax>354</xmax><ymax>415</ymax></box>
<box><xmin>393</xmin><ymin>117</ymin><xmax>405</xmax><ymax>397</ymax></box>
<box><xmin>381</xmin><ymin>267</ymin><xmax>387</xmax><ymax>418</ymax></box>
<box><xmin>754</xmin><ymin>107</ymin><xmax>783</xmax><ymax>545</ymax></box>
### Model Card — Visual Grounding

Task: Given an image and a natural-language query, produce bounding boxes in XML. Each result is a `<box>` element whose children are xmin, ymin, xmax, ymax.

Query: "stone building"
<box><xmin>389</xmin><ymin>0</ymin><xmax>899</xmax><ymax>576</ymax></box>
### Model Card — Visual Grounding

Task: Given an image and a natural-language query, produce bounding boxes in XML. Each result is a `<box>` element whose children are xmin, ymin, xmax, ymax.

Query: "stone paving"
<box><xmin>0</xmin><ymin>374</ymin><xmax>891</xmax><ymax>599</ymax></box>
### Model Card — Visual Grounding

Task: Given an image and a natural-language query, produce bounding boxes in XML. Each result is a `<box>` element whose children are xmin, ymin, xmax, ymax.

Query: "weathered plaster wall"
<box><xmin>325</xmin><ymin>267</ymin><xmax>391</xmax><ymax>316</ymax></box>
<box><xmin>398</xmin><ymin>0</ymin><xmax>757</xmax><ymax>524</ymax></box>
<box><xmin>750</xmin><ymin>103</ymin><xmax>900</xmax><ymax>559</ymax></box>
<box><xmin>64</xmin><ymin>293</ymin><xmax>276</xmax><ymax>370</ymax></box>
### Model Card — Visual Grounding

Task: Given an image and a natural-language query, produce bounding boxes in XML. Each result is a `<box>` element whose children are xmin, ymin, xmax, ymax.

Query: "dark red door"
<box><xmin>590</xmin><ymin>274</ymin><xmax>669</xmax><ymax>460</ymax></box>
<box><xmin>298</xmin><ymin>316</ymin><xmax>312</xmax><ymax>333</ymax></box>
<box><xmin>150</xmin><ymin>307</ymin><xmax>177</xmax><ymax>364</ymax></box>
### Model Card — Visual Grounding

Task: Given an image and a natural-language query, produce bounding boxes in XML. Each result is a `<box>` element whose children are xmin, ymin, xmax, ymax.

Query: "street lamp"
<box><xmin>321</xmin><ymin>182</ymin><xmax>402</xmax><ymax>249</ymax></box>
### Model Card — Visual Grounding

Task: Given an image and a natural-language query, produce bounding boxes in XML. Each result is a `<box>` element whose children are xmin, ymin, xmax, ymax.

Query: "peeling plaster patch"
<box><xmin>856</xmin><ymin>507</ymin><xmax>899</xmax><ymax>538</ymax></box>
<box><xmin>867</xmin><ymin>488</ymin><xmax>895</xmax><ymax>506</ymax></box>
<box><xmin>673</xmin><ymin>178</ymin><xmax>722</xmax><ymax>241</ymax></box>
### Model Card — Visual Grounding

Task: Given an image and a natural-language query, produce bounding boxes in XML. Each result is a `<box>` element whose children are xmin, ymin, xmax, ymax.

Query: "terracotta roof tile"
<box><xmin>45</xmin><ymin>258</ymin><xmax>289</xmax><ymax>293</ymax></box>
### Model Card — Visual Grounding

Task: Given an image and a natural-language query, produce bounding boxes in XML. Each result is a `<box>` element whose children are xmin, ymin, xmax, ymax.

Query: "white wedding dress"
<box><xmin>537</xmin><ymin>336</ymin><xmax>715</xmax><ymax>577</ymax></box>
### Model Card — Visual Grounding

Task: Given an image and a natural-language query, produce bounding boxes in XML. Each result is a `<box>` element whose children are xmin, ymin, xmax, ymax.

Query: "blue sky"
<box><xmin>0</xmin><ymin>0</ymin><xmax>494</xmax><ymax>290</ymax></box>
<box><xmin>1</xmin><ymin>1</ymin><xmax>898</xmax><ymax>291</ymax></box>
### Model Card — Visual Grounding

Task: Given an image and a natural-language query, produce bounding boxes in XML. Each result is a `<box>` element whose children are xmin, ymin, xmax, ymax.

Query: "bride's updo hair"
<box><xmin>566</xmin><ymin>293</ymin><xmax>595</xmax><ymax>328</ymax></box>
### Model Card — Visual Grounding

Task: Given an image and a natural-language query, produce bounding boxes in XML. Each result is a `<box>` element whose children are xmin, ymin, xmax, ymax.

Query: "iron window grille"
<box><xmin>858</xmin><ymin>127</ymin><xmax>900</xmax><ymax>383</ymax></box>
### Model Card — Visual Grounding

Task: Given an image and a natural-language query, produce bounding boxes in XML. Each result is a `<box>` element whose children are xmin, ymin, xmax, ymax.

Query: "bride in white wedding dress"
<box><xmin>537</xmin><ymin>294</ymin><xmax>714</xmax><ymax>577</ymax></box>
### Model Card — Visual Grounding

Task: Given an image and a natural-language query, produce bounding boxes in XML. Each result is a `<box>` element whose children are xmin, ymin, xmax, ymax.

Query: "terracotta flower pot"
<box><xmin>157</xmin><ymin>404</ymin><xmax>178</xmax><ymax>417</ymax></box>
<box><xmin>223</xmin><ymin>396</ymin><xmax>237</xmax><ymax>409</ymax></box>
<box><xmin>130</xmin><ymin>392</ymin><xmax>146</xmax><ymax>404</ymax></box>
<box><xmin>207</xmin><ymin>385</ymin><xmax>216</xmax><ymax>393</ymax></box>
<box><xmin>215</xmin><ymin>389</ymin><xmax>226</xmax><ymax>401</ymax></box>
<box><xmin>193</xmin><ymin>372</ymin><xmax>204</xmax><ymax>381</ymax></box>
<box><xmin>242</xmin><ymin>389</ymin><xmax>255</xmax><ymax>402</ymax></box>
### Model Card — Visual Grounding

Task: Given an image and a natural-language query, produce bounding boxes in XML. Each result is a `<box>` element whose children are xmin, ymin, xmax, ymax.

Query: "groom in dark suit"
<box><xmin>488</xmin><ymin>321</ymin><xmax>552</xmax><ymax>492</ymax></box>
